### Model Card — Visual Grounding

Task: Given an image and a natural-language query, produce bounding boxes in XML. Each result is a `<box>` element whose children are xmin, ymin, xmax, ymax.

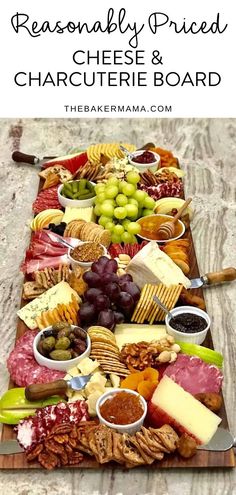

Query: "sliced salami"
<box><xmin>7</xmin><ymin>331</ymin><xmax>64</xmax><ymax>387</ymax></box>
<box><xmin>163</xmin><ymin>354</ymin><xmax>223</xmax><ymax>395</ymax></box>
<box><xmin>32</xmin><ymin>186</ymin><xmax>62</xmax><ymax>213</ymax></box>
<box><xmin>139</xmin><ymin>180</ymin><xmax>183</xmax><ymax>200</ymax></box>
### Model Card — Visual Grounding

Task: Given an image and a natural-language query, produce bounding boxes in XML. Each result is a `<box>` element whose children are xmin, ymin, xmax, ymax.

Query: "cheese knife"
<box><xmin>25</xmin><ymin>375</ymin><xmax>92</xmax><ymax>402</ymax></box>
<box><xmin>12</xmin><ymin>151</ymin><xmax>57</xmax><ymax>166</ymax></box>
<box><xmin>189</xmin><ymin>267</ymin><xmax>236</xmax><ymax>289</ymax></box>
<box><xmin>0</xmin><ymin>427</ymin><xmax>235</xmax><ymax>455</ymax></box>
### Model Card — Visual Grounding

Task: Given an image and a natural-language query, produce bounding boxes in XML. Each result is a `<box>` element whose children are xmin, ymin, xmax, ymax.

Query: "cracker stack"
<box><xmin>64</xmin><ymin>220</ymin><xmax>111</xmax><ymax>248</ymax></box>
<box><xmin>88</xmin><ymin>326</ymin><xmax>130</xmax><ymax>377</ymax></box>
<box><xmin>131</xmin><ymin>284</ymin><xmax>183</xmax><ymax>324</ymax></box>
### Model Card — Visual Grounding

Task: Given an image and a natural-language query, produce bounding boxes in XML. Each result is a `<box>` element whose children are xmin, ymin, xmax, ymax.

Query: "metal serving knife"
<box><xmin>0</xmin><ymin>439</ymin><xmax>24</xmax><ymax>454</ymax></box>
<box><xmin>0</xmin><ymin>428</ymin><xmax>235</xmax><ymax>455</ymax></box>
<box><xmin>189</xmin><ymin>267</ymin><xmax>236</xmax><ymax>289</ymax></box>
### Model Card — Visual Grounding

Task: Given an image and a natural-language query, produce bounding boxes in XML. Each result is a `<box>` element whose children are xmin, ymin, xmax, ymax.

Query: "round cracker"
<box><xmin>90</xmin><ymin>336</ymin><xmax>118</xmax><ymax>348</ymax></box>
<box><xmin>88</xmin><ymin>326</ymin><xmax>116</xmax><ymax>338</ymax></box>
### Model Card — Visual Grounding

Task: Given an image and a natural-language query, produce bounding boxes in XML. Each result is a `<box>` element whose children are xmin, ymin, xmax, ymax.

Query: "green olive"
<box><xmin>55</xmin><ymin>337</ymin><xmax>71</xmax><ymax>350</ymax></box>
<box><xmin>41</xmin><ymin>336</ymin><xmax>56</xmax><ymax>352</ymax></box>
<box><xmin>49</xmin><ymin>350</ymin><xmax>72</xmax><ymax>361</ymax></box>
<box><xmin>52</xmin><ymin>322</ymin><xmax>71</xmax><ymax>331</ymax></box>
<box><xmin>57</xmin><ymin>327</ymin><xmax>71</xmax><ymax>339</ymax></box>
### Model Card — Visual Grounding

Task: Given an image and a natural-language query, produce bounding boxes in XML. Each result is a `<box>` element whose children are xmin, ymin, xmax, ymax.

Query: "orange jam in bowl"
<box><xmin>96</xmin><ymin>388</ymin><xmax>147</xmax><ymax>434</ymax></box>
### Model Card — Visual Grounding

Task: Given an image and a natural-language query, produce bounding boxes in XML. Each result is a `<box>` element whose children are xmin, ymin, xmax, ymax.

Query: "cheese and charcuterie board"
<box><xmin>0</xmin><ymin>143</ymin><xmax>235</xmax><ymax>470</ymax></box>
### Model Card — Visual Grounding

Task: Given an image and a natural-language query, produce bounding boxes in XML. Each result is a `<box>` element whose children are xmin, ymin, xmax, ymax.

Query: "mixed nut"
<box><xmin>120</xmin><ymin>337</ymin><xmax>181</xmax><ymax>371</ymax></box>
<box><xmin>37</xmin><ymin>323</ymin><xmax>88</xmax><ymax>361</ymax></box>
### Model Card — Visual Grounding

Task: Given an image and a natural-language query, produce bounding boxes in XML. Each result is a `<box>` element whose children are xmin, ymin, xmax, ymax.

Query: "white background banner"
<box><xmin>1</xmin><ymin>0</ymin><xmax>235</xmax><ymax>117</ymax></box>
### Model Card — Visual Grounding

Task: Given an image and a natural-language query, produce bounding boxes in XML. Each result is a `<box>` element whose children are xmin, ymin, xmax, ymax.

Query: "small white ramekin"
<box><xmin>33</xmin><ymin>326</ymin><xmax>91</xmax><ymax>371</ymax></box>
<box><xmin>96</xmin><ymin>388</ymin><xmax>147</xmax><ymax>435</ymax></box>
<box><xmin>58</xmin><ymin>181</ymin><xmax>95</xmax><ymax>208</ymax></box>
<box><xmin>68</xmin><ymin>242</ymin><xmax>107</xmax><ymax>269</ymax></box>
<box><xmin>165</xmin><ymin>306</ymin><xmax>211</xmax><ymax>345</ymax></box>
<box><xmin>137</xmin><ymin>214</ymin><xmax>185</xmax><ymax>243</ymax></box>
<box><xmin>128</xmin><ymin>150</ymin><xmax>160</xmax><ymax>172</ymax></box>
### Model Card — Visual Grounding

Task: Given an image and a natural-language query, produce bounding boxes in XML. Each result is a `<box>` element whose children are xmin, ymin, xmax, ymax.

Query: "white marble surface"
<box><xmin>0</xmin><ymin>118</ymin><xmax>235</xmax><ymax>494</ymax></box>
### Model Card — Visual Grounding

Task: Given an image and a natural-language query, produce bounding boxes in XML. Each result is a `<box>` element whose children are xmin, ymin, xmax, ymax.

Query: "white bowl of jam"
<box><xmin>165</xmin><ymin>306</ymin><xmax>211</xmax><ymax>345</ymax></box>
<box><xmin>128</xmin><ymin>150</ymin><xmax>160</xmax><ymax>172</ymax></box>
<box><xmin>96</xmin><ymin>388</ymin><xmax>147</xmax><ymax>435</ymax></box>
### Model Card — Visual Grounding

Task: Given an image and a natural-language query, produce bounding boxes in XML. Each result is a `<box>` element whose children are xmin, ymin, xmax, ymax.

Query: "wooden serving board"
<box><xmin>0</xmin><ymin>178</ymin><xmax>235</xmax><ymax>469</ymax></box>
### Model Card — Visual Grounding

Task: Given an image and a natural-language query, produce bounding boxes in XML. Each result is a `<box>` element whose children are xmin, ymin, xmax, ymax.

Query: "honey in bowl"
<box><xmin>137</xmin><ymin>214</ymin><xmax>184</xmax><ymax>242</ymax></box>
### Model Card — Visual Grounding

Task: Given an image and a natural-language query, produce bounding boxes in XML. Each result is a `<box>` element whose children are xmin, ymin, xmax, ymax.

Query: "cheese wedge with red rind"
<box><xmin>148</xmin><ymin>376</ymin><xmax>221</xmax><ymax>445</ymax></box>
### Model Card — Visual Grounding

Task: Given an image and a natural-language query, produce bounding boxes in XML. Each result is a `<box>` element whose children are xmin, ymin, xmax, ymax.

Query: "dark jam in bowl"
<box><xmin>169</xmin><ymin>313</ymin><xmax>208</xmax><ymax>334</ymax></box>
<box><xmin>132</xmin><ymin>150</ymin><xmax>156</xmax><ymax>164</ymax></box>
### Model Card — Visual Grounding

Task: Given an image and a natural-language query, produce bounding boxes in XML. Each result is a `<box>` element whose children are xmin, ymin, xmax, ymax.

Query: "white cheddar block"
<box><xmin>62</xmin><ymin>206</ymin><xmax>94</xmax><ymax>224</ymax></box>
<box><xmin>152</xmin><ymin>376</ymin><xmax>221</xmax><ymax>444</ymax></box>
<box><xmin>114</xmin><ymin>324</ymin><xmax>167</xmax><ymax>350</ymax></box>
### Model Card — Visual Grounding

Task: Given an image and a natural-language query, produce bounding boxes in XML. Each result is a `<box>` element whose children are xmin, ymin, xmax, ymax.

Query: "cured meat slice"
<box><xmin>139</xmin><ymin>180</ymin><xmax>183</xmax><ymax>201</ymax></box>
<box><xmin>16</xmin><ymin>401</ymin><xmax>89</xmax><ymax>452</ymax></box>
<box><xmin>21</xmin><ymin>255</ymin><xmax>69</xmax><ymax>274</ymax></box>
<box><xmin>7</xmin><ymin>331</ymin><xmax>64</xmax><ymax>387</ymax></box>
<box><xmin>32</xmin><ymin>186</ymin><xmax>62</xmax><ymax>213</ymax></box>
<box><xmin>163</xmin><ymin>354</ymin><xmax>223</xmax><ymax>395</ymax></box>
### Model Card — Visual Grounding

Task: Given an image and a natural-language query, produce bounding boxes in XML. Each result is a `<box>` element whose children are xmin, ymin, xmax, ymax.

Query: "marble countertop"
<box><xmin>0</xmin><ymin>118</ymin><xmax>235</xmax><ymax>494</ymax></box>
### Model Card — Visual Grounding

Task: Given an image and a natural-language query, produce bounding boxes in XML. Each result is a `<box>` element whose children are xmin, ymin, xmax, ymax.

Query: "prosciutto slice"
<box><xmin>164</xmin><ymin>354</ymin><xmax>223</xmax><ymax>395</ymax></box>
<box><xmin>20</xmin><ymin>231</ymin><xmax>79</xmax><ymax>273</ymax></box>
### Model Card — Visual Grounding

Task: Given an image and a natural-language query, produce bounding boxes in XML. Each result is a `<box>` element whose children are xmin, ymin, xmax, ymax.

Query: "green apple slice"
<box><xmin>176</xmin><ymin>342</ymin><xmax>223</xmax><ymax>368</ymax></box>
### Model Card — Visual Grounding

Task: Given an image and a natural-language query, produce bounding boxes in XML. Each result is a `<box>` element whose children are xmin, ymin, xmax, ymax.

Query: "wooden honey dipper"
<box><xmin>156</xmin><ymin>198</ymin><xmax>192</xmax><ymax>240</ymax></box>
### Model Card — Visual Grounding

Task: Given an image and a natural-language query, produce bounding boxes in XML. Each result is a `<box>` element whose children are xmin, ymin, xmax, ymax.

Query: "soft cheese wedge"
<box><xmin>114</xmin><ymin>324</ymin><xmax>167</xmax><ymax>350</ymax></box>
<box><xmin>148</xmin><ymin>376</ymin><xmax>221</xmax><ymax>445</ymax></box>
<box><xmin>127</xmin><ymin>241</ymin><xmax>191</xmax><ymax>289</ymax></box>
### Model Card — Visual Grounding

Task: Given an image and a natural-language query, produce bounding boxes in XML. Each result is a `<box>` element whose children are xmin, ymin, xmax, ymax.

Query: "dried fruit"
<box><xmin>120</xmin><ymin>372</ymin><xmax>143</xmax><ymax>390</ymax></box>
<box><xmin>137</xmin><ymin>380</ymin><xmax>157</xmax><ymax>401</ymax></box>
<box><xmin>142</xmin><ymin>367</ymin><xmax>159</xmax><ymax>382</ymax></box>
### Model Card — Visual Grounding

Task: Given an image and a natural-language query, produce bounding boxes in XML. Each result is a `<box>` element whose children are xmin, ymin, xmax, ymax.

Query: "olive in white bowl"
<box><xmin>33</xmin><ymin>324</ymin><xmax>91</xmax><ymax>371</ymax></box>
<box><xmin>165</xmin><ymin>306</ymin><xmax>210</xmax><ymax>345</ymax></box>
<box><xmin>58</xmin><ymin>179</ymin><xmax>95</xmax><ymax>208</ymax></box>
<box><xmin>96</xmin><ymin>388</ymin><xmax>147</xmax><ymax>435</ymax></box>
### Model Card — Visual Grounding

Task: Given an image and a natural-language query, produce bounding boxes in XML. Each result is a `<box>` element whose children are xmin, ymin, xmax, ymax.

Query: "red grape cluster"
<box><xmin>79</xmin><ymin>256</ymin><xmax>141</xmax><ymax>330</ymax></box>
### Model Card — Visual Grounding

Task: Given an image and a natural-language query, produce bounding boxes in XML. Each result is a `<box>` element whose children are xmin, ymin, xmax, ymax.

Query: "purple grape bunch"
<box><xmin>79</xmin><ymin>256</ymin><xmax>140</xmax><ymax>330</ymax></box>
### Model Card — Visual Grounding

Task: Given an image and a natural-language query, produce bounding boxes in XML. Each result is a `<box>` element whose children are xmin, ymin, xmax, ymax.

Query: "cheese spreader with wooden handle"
<box><xmin>25</xmin><ymin>375</ymin><xmax>92</xmax><ymax>402</ymax></box>
<box><xmin>189</xmin><ymin>267</ymin><xmax>236</xmax><ymax>289</ymax></box>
